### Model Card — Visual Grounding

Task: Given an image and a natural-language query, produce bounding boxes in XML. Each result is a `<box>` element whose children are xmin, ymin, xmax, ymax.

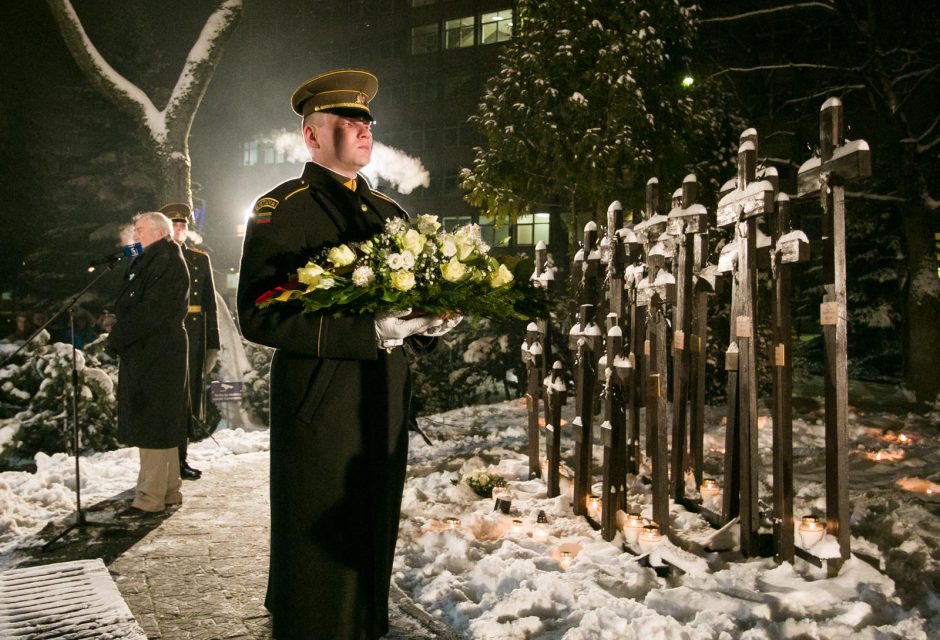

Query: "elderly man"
<box><xmin>237</xmin><ymin>69</ymin><xmax>458</xmax><ymax>640</ymax></box>
<box><xmin>161</xmin><ymin>202</ymin><xmax>221</xmax><ymax>480</ymax></box>
<box><xmin>109</xmin><ymin>211</ymin><xmax>190</xmax><ymax>517</ymax></box>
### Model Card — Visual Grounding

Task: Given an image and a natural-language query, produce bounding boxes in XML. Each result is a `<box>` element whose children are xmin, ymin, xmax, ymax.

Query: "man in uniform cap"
<box><xmin>160</xmin><ymin>202</ymin><xmax>221</xmax><ymax>480</ymax></box>
<box><xmin>237</xmin><ymin>69</ymin><xmax>459</xmax><ymax>640</ymax></box>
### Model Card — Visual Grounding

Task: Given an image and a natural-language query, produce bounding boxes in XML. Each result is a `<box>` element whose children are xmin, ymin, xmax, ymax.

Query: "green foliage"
<box><xmin>462</xmin><ymin>0</ymin><xmax>737</xmax><ymax>228</ymax></box>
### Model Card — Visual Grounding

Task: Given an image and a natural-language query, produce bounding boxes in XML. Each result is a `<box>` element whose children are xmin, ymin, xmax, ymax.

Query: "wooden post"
<box><xmin>622</xmin><ymin>230</ymin><xmax>645</xmax><ymax>476</ymax></box>
<box><xmin>716</xmin><ymin>128</ymin><xmax>777</xmax><ymax>557</ymax></box>
<box><xmin>666</xmin><ymin>174</ymin><xmax>708</xmax><ymax>501</ymax></box>
<box><xmin>567</xmin><ymin>304</ymin><xmax>600</xmax><ymax>516</ymax></box>
<box><xmin>544</xmin><ymin>360</ymin><xmax>567</xmax><ymax>498</ymax></box>
<box><xmin>635</xmin><ymin>186</ymin><xmax>675</xmax><ymax>534</ymax></box>
<box><xmin>534</xmin><ymin>240</ymin><xmax>556</xmax><ymax>443</ymax></box>
<box><xmin>797</xmin><ymin>97</ymin><xmax>870</xmax><ymax>575</ymax></box>
<box><xmin>522</xmin><ymin>323</ymin><xmax>544</xmax><ymax>479</ymax></box>
<box><xmin>598</xmin><ymin>320</ymin><xmax>630</xmax><ymax>541</ymax></box>
<box><xmin>769</xmin><ymin>193</ymin><xmax>810</xmax><ymax>564</ymax></box>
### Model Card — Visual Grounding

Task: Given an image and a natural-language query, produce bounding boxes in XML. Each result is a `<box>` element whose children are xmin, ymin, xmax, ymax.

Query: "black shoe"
<box><xmin>180</xmin><ymin>462</ymin><xmax>202</xmax><ymax>480</ymax></box>
<box><xmin>117</xmin><ymin>506</ymin><xmax>162</xmax><ymax>519</ymax></box>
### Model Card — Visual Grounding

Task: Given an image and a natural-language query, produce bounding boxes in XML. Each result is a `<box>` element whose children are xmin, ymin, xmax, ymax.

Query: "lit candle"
<box><xmin>587</xmin><ymin>494</ymin><xmax>601</xmax><ymax>517</ymax></box>
<box><xmin>559</xmin><ymin>550</ymin><xmax>572</xmax><ymax>569</ymax></box>
<box><xmin>798</xmin><ymin>515</ymin><xmax>825</xmax><ymax>548</ymax></box>
<box><xmin>700</xmin><ymin>478</ymin><xmax>720</xmax><ymax>498</ymax></box>
<box><xmin>511</xmin><ymin>518</ymin><xmax>524</xmax><ymax>535</ymax></box>
<box><xmin>444</xmin><ymin>517</ymin><xmax>461</xmax><ymax>530</ymax></box>
<box><xmin>638</xmin><ymin>523</ymin><xmax>663</xmax><ymax>554</ymax></box>
<box><xmin>899</xmin><ymin>433</ymin><xmax>909</xmax><ymax>444</ymax></box>
<box><xmin>533</xmin><ymin>510</ymin><xmax>549</xmax><ymax>539</ymax></box>
<box><xmin>622</xmin><ymin>513</ymin><xmax>646</xmax><ymax>546</ymax></box>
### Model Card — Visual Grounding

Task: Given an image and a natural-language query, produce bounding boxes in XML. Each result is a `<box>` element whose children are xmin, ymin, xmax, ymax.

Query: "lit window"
<box><xmin>411</xmin><ymin>23</ymin><xmax>439</xmax><ymax>54</ymax></box>
<box><xmin>514</xmin><ymin>213</ymin><xmax>550</xmax><ymax>246</ymax></box>
<box><xmin>242</xmin><ymin>141</ymin><xmax>257</xmax><ymax>166</ymax></box>
<box><xmin>444</xmin><ymin>16</ymin><xmax>475</xmax><ymax>49</ymax></box>
<box><xmin>441</xmin><ymin>216</ymin><xmax>472</xmax><ymax>231</ymax></box>
<box><xmin>480</xmin><ymin>215</ymin><xmax>511</xmax><ymax>247</ymax></box>
<box><xmin>481</xmin><ymin>10</ymin><xmax>512</xmax><ymax>44</ymax></box>
<box><xmin>263</xmin><ymin>144</ymin><xmax>275</xmax><ymax>164</ymax></box>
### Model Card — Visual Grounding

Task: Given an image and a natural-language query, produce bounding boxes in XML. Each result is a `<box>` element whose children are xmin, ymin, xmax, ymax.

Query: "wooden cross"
<box><xmin>621</xmin><ymin>236</ymin><xmax>645</xmax><ymax>475</ymax></box>
<box><xmin>567</xmin><ymin>301</ymin><xmax>601</xmax><ymax>517</ymax></box>
<box><xmin>768</xmin><ymin>192</ymin><xmax>810</xmax><ymax>564</ymax></box>
<box><xmin>797</xmin><ymin>97</ymin><xmax>870</xmax><ymax>575</ymax></box>
<box><xmin>543</xmin><ymin>360</ymin><xmax>567</xmax><ymax>498</ymax></box>
<box><xmin>716</xmin><ymin>127</ymin><xmax>777</xmax><ymax>557</ymax></box>
<box><xmin>597</xmin><ymin>319</ymin><xmax>631</xmax><ymax>541</ymax></box>
<box><xmin>521</xmin><ymin>322</ymin><xmax>544</xmax><ymax>480</ymax></box>
<box><xmin>666</xmin><ymin>174</ymin><xmax>708</xmax><ymax>502</ymax></box>
<box><xmin>533</xmin><ymin>240</ymin><xmax>556</xmax><ymax>445</ymax></box>
<box><xmin>634</xmin><ymin>179</ymin><xmax>675</xmax><ymax>533</ymax></box>
<box><xmin>689</xmin><ymin>263</ymin><xmax>718</xmax><ymax>492</ymax></box>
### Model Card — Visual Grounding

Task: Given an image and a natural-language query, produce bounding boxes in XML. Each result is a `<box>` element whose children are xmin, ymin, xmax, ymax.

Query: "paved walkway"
<box><xmin>26</xmin><ymin>450</ymin><xmax>458</xmax><ymax>640</ymax></box>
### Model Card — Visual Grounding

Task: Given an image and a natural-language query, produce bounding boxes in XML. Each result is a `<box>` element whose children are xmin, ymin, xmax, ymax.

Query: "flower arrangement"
<box><xmin>256</xmin><ymin>215</ymin><xmax>546</xmax><ymax>320</ymax></box>
<box><xmin>453</xmin><ymin>469</ymin><xmax>508</xmax><ymax>498</ymax></box>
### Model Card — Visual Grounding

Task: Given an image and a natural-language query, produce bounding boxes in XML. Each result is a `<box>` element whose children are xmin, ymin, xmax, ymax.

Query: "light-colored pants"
<box><xmin>132</xmin><ymin>447</ymin><xmax>183</xmax><ymax>512</ymax></box>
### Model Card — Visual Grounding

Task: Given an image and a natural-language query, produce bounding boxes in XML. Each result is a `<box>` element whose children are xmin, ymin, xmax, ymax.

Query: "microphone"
<box><xmin>88</xmin><ymin>243</ymin><xmax>143</xmax><ymax>271</ymax></box>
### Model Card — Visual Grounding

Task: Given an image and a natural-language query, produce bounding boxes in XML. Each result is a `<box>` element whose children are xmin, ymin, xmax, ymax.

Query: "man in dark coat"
<box><xmin>161</xmin><ymin>201</ymin><xmax>222</xmax><ymax>480</ymax></box>
<box><xmin>109</xmin><ymin>211</ymin><xmax>190</xmax><ymax>516</ymax></box>
<box><xmin>237</xmin><ymin>69</ymin><xmax>456</xmax><ymax>640</ymax></box>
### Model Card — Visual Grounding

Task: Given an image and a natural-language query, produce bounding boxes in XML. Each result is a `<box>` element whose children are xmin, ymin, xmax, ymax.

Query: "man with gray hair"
<box><xmin>109</xmin><ymin>211</ymin><xmax>191</xmax><ymax>518</ymax></box>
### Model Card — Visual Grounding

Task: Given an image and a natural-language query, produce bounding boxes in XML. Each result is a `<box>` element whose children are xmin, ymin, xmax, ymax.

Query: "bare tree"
<box><xmin>45</xmin><ymin>0</ymin><xmax>244</xmax><ymax>207</ymax></box>
<box><xmin>701</xmin><ymin>0</ymin><xmax>940</xmax><ymax>402</ymax></box>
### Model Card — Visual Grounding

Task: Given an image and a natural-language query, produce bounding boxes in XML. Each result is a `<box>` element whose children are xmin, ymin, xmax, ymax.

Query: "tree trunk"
<box><xmin>900</xmin><ymin>204</ymin><xmax>940</xmax><ymax>402</ymax></box>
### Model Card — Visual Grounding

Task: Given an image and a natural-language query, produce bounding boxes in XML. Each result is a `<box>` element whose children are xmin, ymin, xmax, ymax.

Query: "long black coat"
<box><xmin>109</xmin><ymin>237</ymin><xmax>190</xmax><ymax>449</ymax></box>
<box><xmin>181</xmin><ymin>245</ymin><xmax>220</xmax><ymax>423</ymax></box>
<box><xmin>237</xmin><ymin>162</ymin><xmax>417</xmax><ymax>640</ymax></box>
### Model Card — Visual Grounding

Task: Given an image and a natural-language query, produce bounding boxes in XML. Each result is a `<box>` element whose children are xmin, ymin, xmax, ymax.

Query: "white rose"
<box><xmin>351</xmin><ymin>266</ymin><xmax>375</xmax><ymax>287</ymax></box>
<box><xmin>416</xmin><ymin>214</ymin><xmax>441</xmax><ymax>235</ymax></box>
<box><xmin>386</xmin><ymin>252</ymin><xmax>405</xmax><ymax>270</ymax></box>
<box><xmin>441</xmin><ymin>257</ymin><xmax>469</xmax><ymax>283</ymax></box>
<box><xmin>402</xmin><ymin>229</ymin><xmax>427</xmax><ymax>255</ymax></box>
<box><xmin>297</xmin><ymin>262</ymin><xmax>326</xmax><ymax>287</ymax></box>
<box><xmin>441</xmin><ymin>237</ymin><xmax>458</xmax><ymax>258</ymax></box>
<box><xmin>326</xmin><ymin>244</ymin><xmax>356</xmax><ymax>267</ymax></box>
<box><xmin>401</xmin><ymin>250</ymin><xmax>416</xmax><ymax>270</ymax></box>
<box><xmin>489</xmin><ymin>263</ymin><xmax>514</xmax><ymax>288</ymax></box>
<box><xmin>390</xmin><ymin>270</ymin><xmax>416</xmax><ymax>291</ymax></box>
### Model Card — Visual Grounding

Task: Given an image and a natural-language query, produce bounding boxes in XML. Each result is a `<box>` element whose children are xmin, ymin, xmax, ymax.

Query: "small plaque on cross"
<box><xmin>820</xmin><ymin>301</ymin><xmax>839</xmax><ymax>326</ymax></box>
<box><xmin>644</xmin><ymin>340</ymin><xmax>651</xmax><ymax>357</ymax></box>
<box><xmin>774</xmin><ymin>344</ymin><xmax>786</xmax><ymax>367</ymax></box>
<box><xmin>646</xmin><ymin>374</ymin><xmax>661</xmax><ymax>398</ymax></box>
<box><xmin>735</xmin><ymin>316</ymin><xmax>753</xmax><ymax>338</ymax></box>
<box><xmin>673</xmin><ymin>330</ymin><xmax>685</xmax><ymax>351</ymax></box>
<box><xmin>690</xmin><ymin>334</ymin><xmax>702</xmax><ymax>353</ymax></box>
<box><xmin>725</xmin><ymin>350</ymin><xmax>739</xmax><ymax>371</ymax></box>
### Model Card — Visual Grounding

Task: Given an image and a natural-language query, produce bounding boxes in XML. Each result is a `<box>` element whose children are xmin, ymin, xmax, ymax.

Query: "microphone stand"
<box><xmin>0</xmin><ymin>259</ymin><xmax>126</xmax><ymax>551</ymax></box>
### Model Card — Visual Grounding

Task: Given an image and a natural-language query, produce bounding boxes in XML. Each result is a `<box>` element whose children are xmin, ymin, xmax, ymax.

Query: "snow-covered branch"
<box><xmin>45</xmin><ymin>0</ymin><xmax>161</xmax><ymax>136</ymax></box>
<box><xmin>700</xmin><ymin>2</ymin><xmax>836</xmax><ymax>24</ymax></box>
<box><xmin>844</xmin><ymin>191</ymin><xmax>908</xmax><ymax>203</ymax></box>
<box><xmin>709</xmin><ymin>63</ymin><xmax>854</xmax><ymax>79</ymax></box>
<box><xmin>777</xmin><ymin>84</ymin><xmax>866</xmax><ymax>112</ymax></box>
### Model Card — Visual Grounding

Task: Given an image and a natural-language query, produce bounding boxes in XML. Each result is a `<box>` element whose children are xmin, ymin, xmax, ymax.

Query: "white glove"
<box><xmin>420</xmin><ymin>314</ymin><xmax>463</xmax><ymax>337</ymax></box>
<box><xmin>204</xmin><ymin>348</ymin><xmax>220</xmax><ymax>376</ymax></box>
<box><xmin>375</xmin><ymin>309</ymin><xmax>443</xmax><ymax>349</ymax></box>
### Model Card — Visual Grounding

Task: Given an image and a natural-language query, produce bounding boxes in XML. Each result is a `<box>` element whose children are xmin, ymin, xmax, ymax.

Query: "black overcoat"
<box><xmin>109</xmin><ymin>237</ymin><xmax>190</xmax><ymax>449</ymax></box>
<box><xmin>237</xmin><ymin>162</ymin><xmax>417</xmax><ymax>640</ymax></box>
<box><xmin>181</xmin><ymin>245</ymin><xmax>220</xmax><ymax>422</ymax></box>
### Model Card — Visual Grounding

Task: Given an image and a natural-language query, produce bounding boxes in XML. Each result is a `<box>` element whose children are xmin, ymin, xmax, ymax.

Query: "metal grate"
<box><xmin>0</xmin><ymin>559</ymin><xmax>146</xmax><ymax>639</ymax></box>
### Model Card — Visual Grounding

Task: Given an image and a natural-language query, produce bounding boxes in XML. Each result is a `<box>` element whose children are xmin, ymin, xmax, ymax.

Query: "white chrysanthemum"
<box><xmin>441</xmin><ymin>237</ymin><xmax>457</xmax><ymax>258</ymax></box>
<box><xmin>351</xmin><ymin>266</ymin><xmax>375</xmax><ymax>287</ymax></box>
<box><xmin>401</xmin><ymin>250</ymin><xmax>416</xmax><ymax>270</ymax></box>
<box><xmin>386</xmin><ymin>253</ymin><xmax>405</xmax><ymax>270</ymax></box>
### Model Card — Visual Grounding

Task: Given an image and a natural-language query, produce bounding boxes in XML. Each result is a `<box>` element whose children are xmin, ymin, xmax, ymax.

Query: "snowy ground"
<box><xmin>1</xmin><ymin>391</ymin><xmax>939</xmax><ymax>639</ymax></box>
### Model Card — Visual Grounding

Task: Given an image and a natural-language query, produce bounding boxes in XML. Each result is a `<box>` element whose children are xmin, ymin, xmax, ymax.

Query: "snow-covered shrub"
<box><xmin>241</xmin><ymin>339</ymin><xmax>273</xmax><ymax>426</ymax></box>
<box><xmin>0</xmin><ymin>333</ymin><xmax>118</xmax><ymax>468</ymax></box>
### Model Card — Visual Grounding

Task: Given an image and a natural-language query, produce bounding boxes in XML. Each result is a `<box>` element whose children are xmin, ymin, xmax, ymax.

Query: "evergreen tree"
<box><xmin>461</xmin><ymin>0</ymin><xmax>739</xmax><ymax>237</ymax></box>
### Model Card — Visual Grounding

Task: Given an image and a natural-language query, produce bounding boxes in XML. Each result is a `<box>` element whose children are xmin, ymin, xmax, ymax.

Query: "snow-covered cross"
<box><xmin>521</xmin><ymin>323</ymin><xmax>544</xmax><ymax>480</ymax></box>
<box><xmin>597</xmin><ymin>318</ymin><xmax>631</xmax><ymax>541</ymax></box>
<box><xmin>567</xmin><ymin>299</ymin><xmax>601</xmax><ymax>518</ymax></box>
<box><xmin>716</xmin><ymin>128</ymin><xmax>778</xmax><ymax>557</ymax></box>
<box><xmin>796</xmin><ymin>97</ymin><xmax>871</xmax><ymax>576</ymax></box>
<box><xmin>542</xmin><ymin>361</ymin><xmax>567</xmax><ymax>499</ymax></box>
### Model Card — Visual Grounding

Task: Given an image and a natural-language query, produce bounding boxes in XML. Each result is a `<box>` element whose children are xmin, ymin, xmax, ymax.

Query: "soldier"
<box><xmin>160</xmin><ymin>202</ymin><xmax>221</xmax><ymax>480</ymax></box>
<box><xmin>237</xmin><ymin>68</ymin><xmax>458</xmax><ymax>640</ymax></box>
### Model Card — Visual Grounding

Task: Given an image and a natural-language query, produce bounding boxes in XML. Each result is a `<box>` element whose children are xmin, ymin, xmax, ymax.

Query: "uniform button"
<box><xmin>361</xmin><ymin>204</ymin><xmax>368</xmax><ymax>212</ymax></box>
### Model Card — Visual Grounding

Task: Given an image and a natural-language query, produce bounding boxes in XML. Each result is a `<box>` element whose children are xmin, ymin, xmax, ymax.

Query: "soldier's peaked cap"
<box><xmin>291</xmin><ymin>69</ymin><xmax>378</xmax><ymax>121</ymax></box>
<box><xmin>159</xmin><ymin>202</ymin><xmax>195</xmax><ymax>225</ymax></box>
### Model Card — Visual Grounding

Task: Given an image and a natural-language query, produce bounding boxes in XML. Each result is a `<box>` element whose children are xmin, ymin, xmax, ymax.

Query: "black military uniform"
<box><xmin>161</xmin><ymin>202</ymin><xmax>221</xmax><ymax>480</ymax></box>
<box><xmin>237</xmin><ymin>69</ymin><xmax>429</xmax><ymax>640</ymax></box>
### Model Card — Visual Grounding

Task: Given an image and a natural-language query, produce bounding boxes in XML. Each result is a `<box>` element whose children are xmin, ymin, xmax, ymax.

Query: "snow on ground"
<box><xmin>1</xmin><ymin>393</ymin><xmax>939</xmax><ymax>639</ymax></box>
